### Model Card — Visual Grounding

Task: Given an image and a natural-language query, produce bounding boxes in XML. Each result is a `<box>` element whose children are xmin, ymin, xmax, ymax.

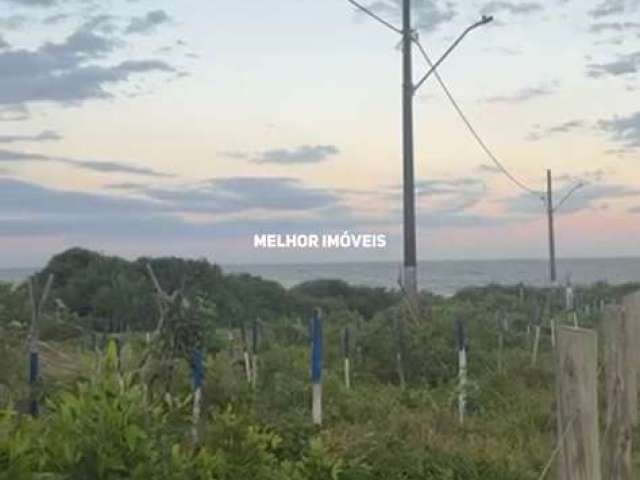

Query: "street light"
<box><xmin>346</xmin><ymin>0</ymin><xmax>493</xmax><ymax>302</ymax></box>
<box><xmin>401</xmin><ymin>7</ymin><xmax>493</xmax><ymax>301</ymax></box>
<box><xmin>413</xmin><ymin>15</ymin><xmax>493</xmax><ymax>93</ymax></box>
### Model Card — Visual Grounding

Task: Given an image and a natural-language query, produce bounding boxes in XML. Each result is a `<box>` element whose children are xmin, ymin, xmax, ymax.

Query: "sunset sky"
<box><xmin>0</xmin><ymin>0</ymin><xmax>638</xmax><ymax>267</ymax></box>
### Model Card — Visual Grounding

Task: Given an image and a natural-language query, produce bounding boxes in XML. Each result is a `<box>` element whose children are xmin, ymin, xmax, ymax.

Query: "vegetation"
<box><xmin>0</xmin><ymin>248</ymin><xmax>638</xmax><ymax>479</ymax></box>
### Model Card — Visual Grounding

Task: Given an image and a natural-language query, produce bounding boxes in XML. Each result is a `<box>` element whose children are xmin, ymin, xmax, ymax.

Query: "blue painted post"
<box><xmin>28</xmin><ymin>349</ymin><xmax>39</xmax><ymax>416</ymax></box>
<box><xmin>311</xmin><ymin>308</ymin><xmax>323</xmax><ymax>426</ymax></box>
<box><xmin>191</xmin><ymin>348</ymin><xmax>204</xmax><ymax>442</ymax></box>
<box><xmin>456</xmin><ymin>318</ymin><xmax>467</xmax><ymax>424</ymax></box>
<box><xmin>28</xmin><ymin>278</ymin><xmax>40</xmax><ymax>417</ymax></box>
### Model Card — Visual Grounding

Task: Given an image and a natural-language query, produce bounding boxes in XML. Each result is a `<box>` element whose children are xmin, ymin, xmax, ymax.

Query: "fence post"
<box><xmin>191</xmin><ymin>348</ymin><xmax>204</xmax><ymax>443</ymax></box>
<box><xmin>27</xmin><ymin>274</ymin><xmax>53</xmax><ymax>417</ymax></box>
<box><xmin>555</xmin><ymin>326</ymin><xmax>601</xmax><ymax>480</ymax></box>
<box><xmin>343</xmin><ymin>326</ymin><xmax>351</xmax><ymax>390</ymax></box>
<box><xmin>456</xmin><ymin>318</ymin><xmax>467</xmax><ymax>424</ymax></box>
<box><xmin>251</xmin><ymin>318</ymin><xmax>259</xmax><ymax>389</ymax></box>
<box><xmin>311</xmin><ymin>308</ymin><xmax>323</xmax><ymax>426</ymax></box>
<box><xmin>394</xmin><ymin>311</ymin><xmax>407</xmax><ymax>390</ymax></box>
<box><xmin>497</xmin><ymin>312</ymin><xmax>507</xmax><ymax>375</ymax></box>
<box><xmin>532</xmin><ymin>305</ymin><xmax>542</xmax><ymax>366</ymax></box>
<box><xmin>622</xmin><ymin>291</ymin><xmax>640</xmax><ymax>423</ymax></box>
<box><xmin>241</xmin><ymin>322</ymin><xmax>252</xmax><ymax>384</ymax></box>
<box><xmin>602</xmin><ymin>306</ymin><xmax>634</xmax><ymax>479</ymax></box>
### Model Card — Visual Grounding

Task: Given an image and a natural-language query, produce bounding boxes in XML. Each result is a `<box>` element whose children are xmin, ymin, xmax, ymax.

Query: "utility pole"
<box><xmin>344</xmin><ymin>0</ymin><xmax>492</xmax><ymax>303</ymax></box>
<box><xmin>546</xmin><ymin>169</ymin><xmax>557</xmax><ymax>284</ymax></box>
<box><xmin>401</xmin><ymin>0</ymin><xmax>417</xmax><ymax>301</ymax></box>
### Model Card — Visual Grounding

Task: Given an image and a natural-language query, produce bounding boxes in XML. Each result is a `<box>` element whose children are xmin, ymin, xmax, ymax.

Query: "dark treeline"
<box><xmin>30</xmin><ymin>248</ymin><xmax>400</xmax><ymax>334</ymax></box>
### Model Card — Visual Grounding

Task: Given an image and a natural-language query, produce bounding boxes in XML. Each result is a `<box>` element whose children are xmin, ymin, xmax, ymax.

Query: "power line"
<box><xmin>412</xmin><ymin>37</ymin><xmax>546</xmax><ymax>201</ymax></box>
<box><xmin>345</xmin><ymin>0</ymin><xmax>402</xmax><ymax>35</ymax></box>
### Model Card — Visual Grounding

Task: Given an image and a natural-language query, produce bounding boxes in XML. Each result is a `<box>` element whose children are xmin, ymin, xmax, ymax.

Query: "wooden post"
<box><xmin>555</xmin><ymin>326</ymin><xmax>601</xmax><ymax>480</ymax></box>
<box><xmin>532</xmin><ymin>305</ymin><xmax>542</xmax><ymax>366</ymax></box>
<box><xmin>456</xmin><ymin>318</ymin><xmax>467</xmax><ymax>424</ymax></box>
<box><xmin>27</xmin><ymin>274</ymin><xmax>53</xmax><ymax>417</ymax></box>
<box><xmin>310</xmin><ymin>308</ymin><xmax>323</xmax><ymax>426</ymax></box>
<box><xmin>241</xmin><ymin>322</ymin><xmax>252</xmax><ymax>384</ymax></box>
<box><xmin>497</xmin><ymin>313</ymin><xmax>507</xmax><ymax>375</ymax></box>
<box><xmin>622</xmin><ymin>292</ymin><xmax>640</xmax><ymax>423</ymax></box>
<box><xmin>394</xmin><ymin>311</ymin><xmax>407</xmax><ymax>390</ymax></box>
<box><xmin>251</xmin><ymin>318</ymin><xmax>259</xmax><ymax>389</ymax></box>
<box><xmin>343</xmin><ymin>326</ymin><xmax>351</xmax><ymax>389</ymax></box>
<box><xmin>602</xmin><ymin>306</ymin><xmax>634</xmax><ymax>479</ymax></box>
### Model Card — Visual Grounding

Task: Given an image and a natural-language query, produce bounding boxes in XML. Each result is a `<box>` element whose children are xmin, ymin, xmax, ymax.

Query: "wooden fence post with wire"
<box><xmin>554</xmin><ymin>326</ymin><xmax>600</xmax><ymax>480</ymax></box>
<box><xmin>531</xmin><ymin>304</ymin><xmax>542</xmax><ymax>366</ymax></box>
<box><xmin>622</xmin><ymin>291</ymin><xmax>640</xmax><ymax>423</ymax></box>
<box><xmin>602</xmin><ymin>305</ymin><xmax>634</xmax><ymax>479</ymax></box>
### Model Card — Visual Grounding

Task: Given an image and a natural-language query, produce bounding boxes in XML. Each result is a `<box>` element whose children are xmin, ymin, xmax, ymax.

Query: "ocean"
<box><xmin>225</xmin><ymin>257</ymin><xmax>640</xmax><ymax>296</ymax></box>
<box><xmin>3</xmin><ymin>258</ymin><xmax>640</xmax><ymax>297</ymax></box>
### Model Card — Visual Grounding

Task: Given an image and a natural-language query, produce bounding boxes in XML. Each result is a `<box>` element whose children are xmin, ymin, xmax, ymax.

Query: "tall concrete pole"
<box><xmin>547</xmin><ymin>169</ymin><xmax>557</xmax><ymax>284</ymax></box>
<box><xmin>402</xmin><ymin>0</ymin><xmax>417</xmax><ymax>300</ymax></box>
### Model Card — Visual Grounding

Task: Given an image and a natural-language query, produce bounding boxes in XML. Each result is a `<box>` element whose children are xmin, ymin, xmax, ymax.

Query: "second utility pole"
<box><xmin>546</xmin><ymin>169</ymin><xmax>557</xmax><ymax>284</ymax></box>
<box><xmin>402</xmin><ymin>0</ymin><xmax>418</xmax><ymax>301</ymax></box>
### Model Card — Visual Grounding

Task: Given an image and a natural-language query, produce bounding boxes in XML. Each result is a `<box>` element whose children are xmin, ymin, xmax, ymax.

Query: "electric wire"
<box><xmin>411</xmin><ymin>37</ymin><xmax>547</xmax><ymax>201</ymax></box>
<box><xmin>343</xmin><ymin>0</ymin><xmax>586</xmax><ymax>211</ymax></box>
<box><xmin>346</xmin><ymin>0</ymin><xmax>402</xmax><ymax>34</ymax></box>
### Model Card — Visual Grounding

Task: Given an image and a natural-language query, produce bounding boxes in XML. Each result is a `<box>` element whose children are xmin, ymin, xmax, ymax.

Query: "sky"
<box><xmin>0</xmin><ymin>0</ymin><xmax>638</xmax><ymax>267</ymax></box>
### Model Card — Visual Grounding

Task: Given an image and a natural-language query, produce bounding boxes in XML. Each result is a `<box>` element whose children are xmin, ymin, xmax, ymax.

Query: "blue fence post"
<box><xmin>311</xmin><ymin>308</ymin><xmax>323</xmax><ymax>426</ymax></box>
<box><xmin>28</xmin><ymin>348</ymin><xmax>39</xmax><ymax>416</ymax></box>
<box><xmin>191</xmin><ymin>348</ymin><xmax>204</xmax><ymax>442</ymax></box>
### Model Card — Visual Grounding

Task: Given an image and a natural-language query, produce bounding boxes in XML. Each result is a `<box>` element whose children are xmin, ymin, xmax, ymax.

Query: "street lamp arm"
<box><xmin>413</xmin><ymin>15</ymin><xmax>493</xmax><ymax>94</ymax></box>
<box><xmin>553</xmin><ymin>181</ymin><xmax>587</xmax><ymax>213</ymax></box>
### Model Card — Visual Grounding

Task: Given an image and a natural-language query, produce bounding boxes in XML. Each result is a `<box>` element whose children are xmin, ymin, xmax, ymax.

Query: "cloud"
<box><xmin>589</xmin><ymin>0</ymin><xmax>640</xmax><ymax>18</ymax></box>
<box><xmin>0</xmin><ymin>105</ymin><xmax>29</xmax><ymax>122</ymax></box>
<box><xmin>0</xmin><ymin>177</ymin><xmax>359</xmax><ymax>240</ymax></box>
<box><xmin>0</xmin><ymin>15</ymin><xmax>27</xmax><ymax>30</ymax></box>
<box><xmin>598</xmin><ymin>111</ymin><xmax>640</xmax><ymax>149</ymax></box>
<box><xmin>526</xmin><ymin>119</ymin><xmax>586</xmax><ymax>141</ymax></box>
<box><xmin>136</xmin><ymin>177</ymin><xmax>342</xmax><ymax>214</ymax></box>
<box><xmin>480</xmin><ymin>1</ymin><xmax>543</xmax><ymax>16</ymax></box>
<box><xmin>416</xmin><ymin>211</ymin><xmax>522</xmax><ymax>228</ymax></box>
<box><xmin>0</xmin><ymin>130</ymin><xmax>61</xmax><ymax>144</ymax></box>
<box><xmin>4</xmin><ymin>0</ymin><xmax>56</xmax><ymax>7</ymax></box>
<box><xmin>630</xmin><ymin>206</ymin><xmax>640</xmax><ymax>213</ymax></box>
<box><xmin>42</xmin><ymin>13</ymin><xmax>70</xmax><ymax>25</ymax></box>
<box><xmin>476</xmin><ymin>164</ymin><xmax>502</xmax><ymax>174</ymax></box>
<box><xmin>484</xmin><ymin>82</ymin><xmax>558</xmax><ymax>104</ymax></box>
<box><xmin>125</xmin><ymin>10</ymin><xmax>171</xmax><ymax>35</ymax></box>
<box><xmin>587</xmin><ymin>51</ymin><xmax>640</xmax><ymax>78</ymax></box>
<box><xmin>362</xmin><ymin>0</ymin><xmax>456</xmax><ymax>34</ymax></box>
<box><xmin>0</xmin><ymin>24</ymin><xmax>176</xmax><ymax>107</ymax></box>
<box><xmin>0</xmin><ymin>148</ymin><xmax>174</xmax><ymax>177</ymax></box>
<box><xmin>0</xmin><ymin>35</ymin><xmax>8</xmax><ymax>50</ymax></box>
<box><xmin>252</xmin><ymin>145</ymin><xmax>339</xmax><ymax>165</ymax></box>
<box><xmin>504</xmin><ymin>183</ymin><xmax>640</xmax><ymax>215</ymax></box>
<box><xmin>589</xmin><ymin>21</ymin><xmax>640</xmax><ymax>33</ymax></box>
<box><xmin>386</xmin><ymin>177</ymin><xmax>488</xmax><ymax>216</ymax></box>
